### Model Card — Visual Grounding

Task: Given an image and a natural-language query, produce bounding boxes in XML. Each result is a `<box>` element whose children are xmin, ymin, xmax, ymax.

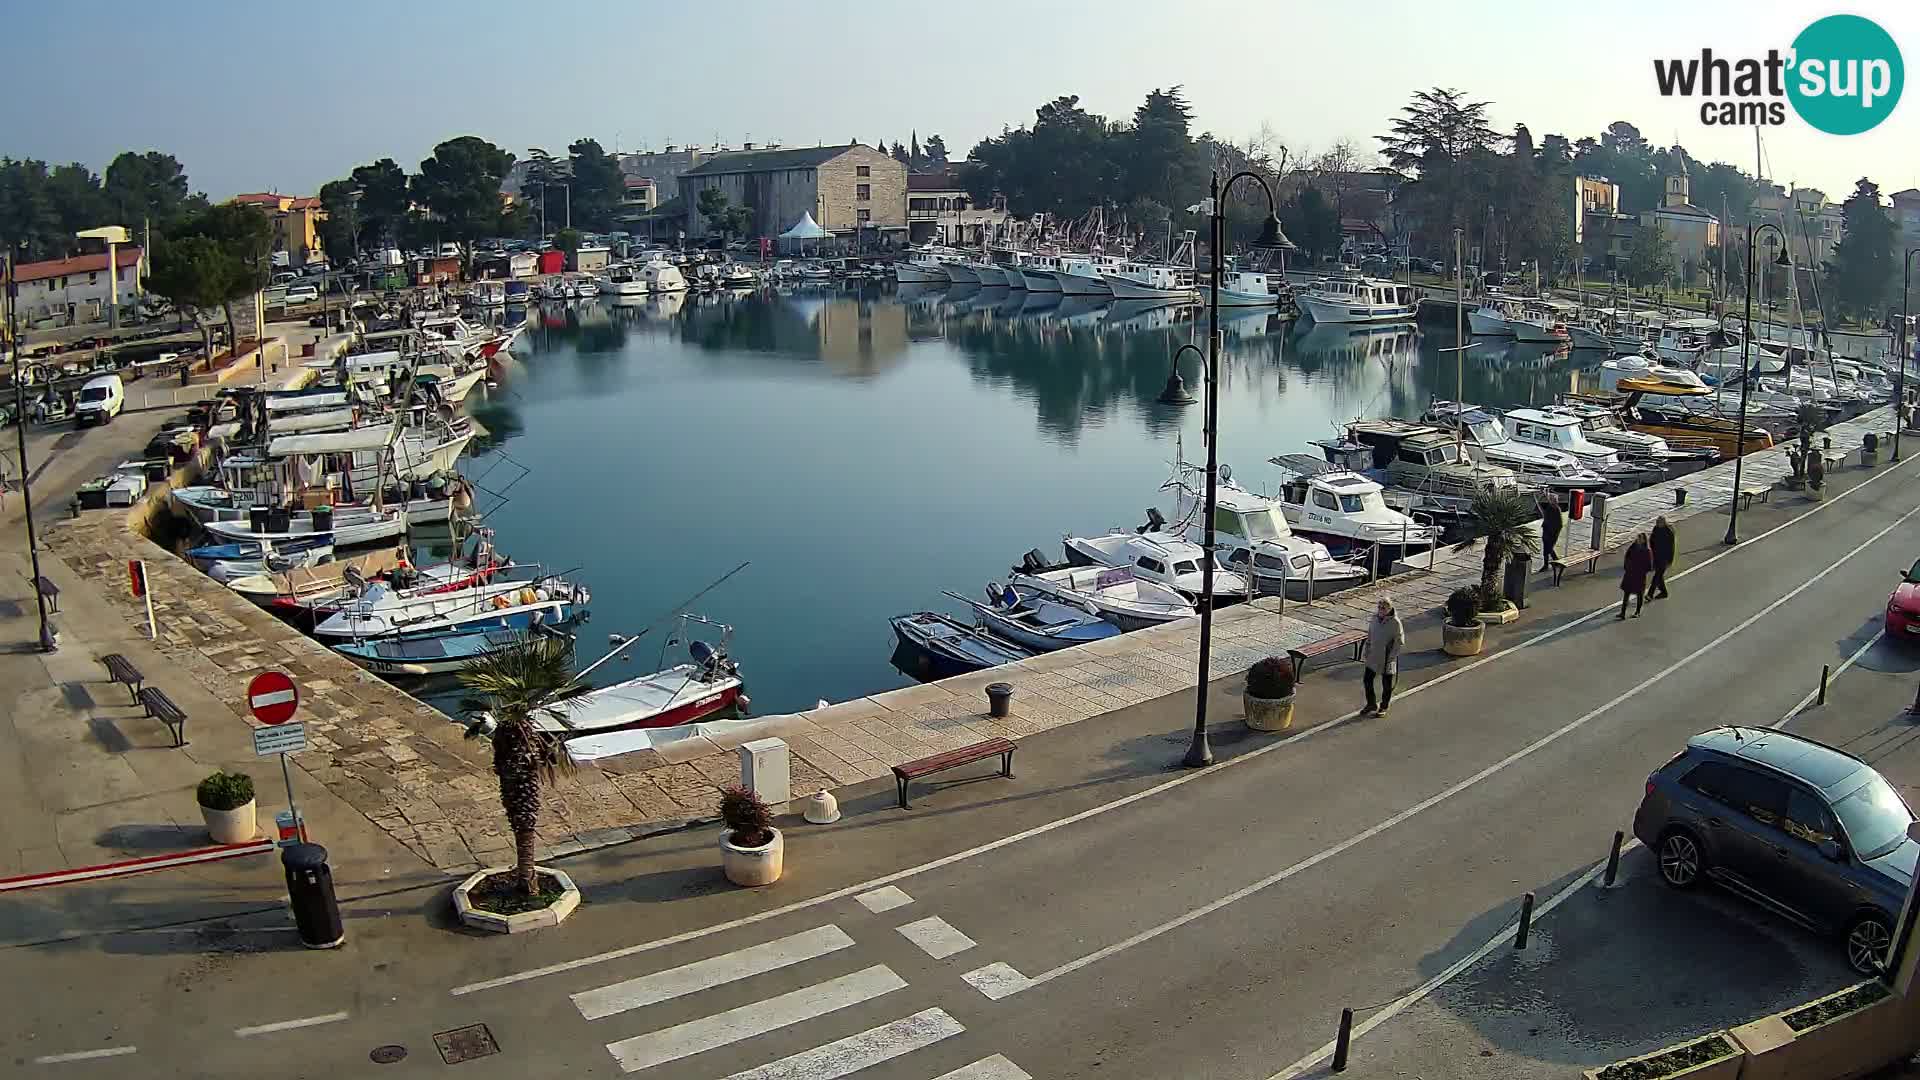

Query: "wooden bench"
<box><xmin>100</xmin><ymin>653</ymin><xmax>145</xmax><ymax>702</ymax></box>
<box><xmin>1820</xmin><ymin>448</ymin><xmax>1851</xmax><ymax>471</ymax></box>
<box><xmin>136</xmin><ymin>686</ymin><xmax>188</xmax><ymax>748</ymax></box>
<box><xmin>893</xmin><ymin>737</ymin><xmax>1015</xmax><ymax>809</ymax></box>
<box><xmin>33</xmin><ymin>576</ymin><xmax>59</xmax><ymax>613</ymax></box>
<box><xmin>1735</xmin><ymin>483</ymin><xmax>1772</xmax><ymax>511</ymax></box>
<box><xmin>1551</xmin><ymin>548</ymin><xmax>1602</xmax><ymax>585</ymax></box>
<box><xmin>1287</xmin><ymin>630</ymin><xmax>1368</xmax><ymax>679</ymax></box>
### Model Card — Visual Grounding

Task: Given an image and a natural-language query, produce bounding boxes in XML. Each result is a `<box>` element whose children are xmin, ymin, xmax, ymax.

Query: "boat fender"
<box><xmin>492</xmin><ymin>595</ymin><xmax>510</xmax><ymax>609</ymax></box>
<box><xmin>985</xmin><ymin>583</ymin><xmax>1002</xmax><ymax>606</ymax></box>
<box><xmin>519</xmin><ymin>587</ymin><xmax>538</xmax><ymax>606</ymax></box>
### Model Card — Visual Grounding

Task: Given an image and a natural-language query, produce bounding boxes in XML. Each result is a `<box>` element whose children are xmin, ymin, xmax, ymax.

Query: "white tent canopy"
<box><xmin>779</xmin><ymin>212</ymin><xmax>832</xmax><ymax>240</ymax></box>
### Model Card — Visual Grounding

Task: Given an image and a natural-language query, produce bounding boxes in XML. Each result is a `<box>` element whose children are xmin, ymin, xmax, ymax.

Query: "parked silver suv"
<box><xmin>1633</xmin><ymin>727</ymin><xmax>1916</xmax><ymax>975</ymax></box>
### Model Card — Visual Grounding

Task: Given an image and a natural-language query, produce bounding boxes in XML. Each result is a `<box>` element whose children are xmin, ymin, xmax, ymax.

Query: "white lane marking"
<box><xmin>719</xmin><ymin>1007</ymin><xmax>963</xmax><ymax>1080</ymax></box>
<box><xmin>960</xmin><ymin>962</ymin><xmax>1032</xmax><ymax>1000</ymax></box>
<box><xmin>233</xmin><ymin>1011</ymin><xmax>350</xmax><ymax>1037</ymax></box>
<box><xmin>854</xmin><ymin>886</ymin><xmax>914</xmax><ymax>914</ymax></box>
<box><xmin>1007</xmin><ymin>499</ymin><xmax>1920</xmax><ymax>997</ymax></box>
<box><xmin>32</xmin><ymin>1047</ymin><xmax>137</xmax><ymax>1063</ymax></box>
<box><xmin>934</xmin><ymin>1055</ymin><xmax>1036</xmax><ymax>1080</ymax></box>
<box><xmin>604</xmin><ymin>964</ymin><xmax>905</xmax><ymax>1074</ymax></box>
<box><xmin>1269</xmin><ymin>619</ymin><xmax>1896</xmax><ymax>1077</ymax></box>
<box><xmin>896</xmin><ymin>915</ymin><xmax>976</xmax><ymax>959</ymax></box>
<box><xmin>573</xmin><ymin>925</ymin><xmax>854</xmax><ymax>1021</ymax></box>
<box><xmin>450</xmin><ymin>450</ymin><xmax>1917</xmax><ymax>998</ymax></box>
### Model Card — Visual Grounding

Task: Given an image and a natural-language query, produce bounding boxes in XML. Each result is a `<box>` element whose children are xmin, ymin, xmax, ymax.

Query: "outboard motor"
<box><xmin>1138</xmin><ymin>507</ymin><xmax>1167</xmax><ymax>534</ymax></box>
<box><xmin>1019</xmin><ymin>549</ymin><xmax>1049</xmax><ymax>575</ymax></box>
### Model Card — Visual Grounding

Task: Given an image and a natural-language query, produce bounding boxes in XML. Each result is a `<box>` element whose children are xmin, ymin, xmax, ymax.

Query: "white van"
<box><xmin>75</xmin><ymin>374</ymin><xmax>125</xmax><ymax>426</ymax></box>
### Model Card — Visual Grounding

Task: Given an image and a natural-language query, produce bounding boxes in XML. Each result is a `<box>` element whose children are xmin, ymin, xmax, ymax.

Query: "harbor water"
<box><xmin>457</xmin><ymin>285</ymin><xmax>1590</xmax><ymax>716</ymax></box>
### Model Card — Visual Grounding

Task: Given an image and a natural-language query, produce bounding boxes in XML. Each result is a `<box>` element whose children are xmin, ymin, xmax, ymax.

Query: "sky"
<box><xmin>4</xmin><ymin>1</ymin><xmax>1916</xmax><ymax>202</ymax></box>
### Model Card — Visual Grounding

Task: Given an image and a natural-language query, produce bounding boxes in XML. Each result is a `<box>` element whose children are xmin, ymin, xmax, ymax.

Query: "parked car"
<box><xmin>1885</xmin><ymin>559</ymin><xmax>1920</xmax><ymax>637</ymax></box>
<box><xmin>1633</xmin><ymin>727</ymin><xmax>1914</xmax><ymax>975</ymax></box>
<box><xmin>284</xmin><ymin>284</ymin><xmax>320</xmax><ymax>304</ymax></box>
<box><xmin>73</xmin><ymin>374</ymin><xmax>124</xmax><ymax>427</ymax></box>
<box><xmin>272</xmin><ymin>271</ymin><xmax>299</xmax><ymax>287</ymax></box>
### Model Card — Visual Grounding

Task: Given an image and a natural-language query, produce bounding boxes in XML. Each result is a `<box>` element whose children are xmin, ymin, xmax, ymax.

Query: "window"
<box><xmin>1134</xmin><ymin>557</ymin><xmax>1166</xmax><ymax>575</ymax></box>
<box><xmin>1313</xmin><ymin>490</ymin><xmax>1340</xmax><ymax>511</ymax></box>
<box><xmin>1212</xmin><ymin>508</ymin><xmax>1243</xmax><ymax>536</ymax></box>
<box><xmin>856</xmin><ymin>184</ymin><xmax>871</xmax><ymax>201</ymax></box>
<box><xmin>1682</xmin><ymin>762</ymin><xmax>1786</xmax><ymax>826</ymax></box>
<box><xmin>857</xmin><ymin>209</ymin><xmax>871</xmax><ymax>224</ymax></box>
<box><xmin>1171</xmin><ymin>560</ymin><xmax>1198</xmax><ymax>576</ymax></box>
<box><xmin>1783</xmin><ymin>788</ymin><xmax>1838</xmax><ymax>846</ymax></box>
<box><xmin>1339</xmin><ymin>494</ymin><xmax>1366</xmax><ymax>513</ymax></box>
<box><xmin>856</xmin><ymin>165</ymin><xmax>871</xmax><ymax>177</ymax></box>
<box><xmin>1832</xmin><ymin>773</ymin><xmax>1913</xmax><ymax>860</ymax></box>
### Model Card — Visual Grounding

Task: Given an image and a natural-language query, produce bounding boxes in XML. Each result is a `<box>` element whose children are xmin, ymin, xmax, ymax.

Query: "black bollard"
<box><xmin>1604</xmin><ymin>830</ymin><xmax>1625</xmax><ymax>887</ymax></box>
<box><xmin>283</xmin><ymin>843</ymin><xmax>345</xmax><ymax>949</ymax></box>
<box><xmin>1332</xmin><ymin>1007</ymin><xmax>1354</xmax><ymax>1072</ymax></box>
<box><xmin>1514</xmin><ymin>891</ymin><xmax>1535</xmax><ymax>950</ymax></box>
<box><xmin>1818</xmin><ymin>664</ymin><xmax>1831</xmax><ymax>706</ymax></box>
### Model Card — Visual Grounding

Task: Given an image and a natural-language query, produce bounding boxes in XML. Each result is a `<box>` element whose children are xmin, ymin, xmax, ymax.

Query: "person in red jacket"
<box><xmin>1619</xmin><ymin>532</ymin><xmax>1652</xmax><ymax>619</ymax></box>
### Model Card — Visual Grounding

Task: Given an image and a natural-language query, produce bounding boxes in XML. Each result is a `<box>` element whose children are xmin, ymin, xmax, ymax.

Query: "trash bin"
<box><xmin>282</xmin><ymin>843</ymin><xmax>345</xmax><ymax>949</ymax></box>
<box><xmin>311</xmin><ymin>504</ymin><xmax>333</xmax><ymax>534</ymax></box>
<box><xmin>1502</xmin><ymin>553</ymin><xmax>1530</xmax><ymax>611</ymax></box>
<box><xmin>249</xmin><ymin>505</ymin><xmax>269</xmax><ymax>534</ymax></box>
<box><xmin>986</xmin><ymin>682</ymin><xmax>1014</xmax><ymax>719</ymax></box>
<box><xmin>1674</xmin><ymin>487</ymin><xmax>1687</xmax><ymax>507</ymax></box>
<box><xmin>267</xmin><ymin>507</ymin><xmax>291</xmax><ymax>534</ymax></box>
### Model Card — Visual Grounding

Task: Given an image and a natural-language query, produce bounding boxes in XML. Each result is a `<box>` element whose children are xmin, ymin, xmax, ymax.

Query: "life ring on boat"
<box><xmin>491</xmin><ymin>595</ymin><xmax>510</xmax><ymax>609</ymax></box>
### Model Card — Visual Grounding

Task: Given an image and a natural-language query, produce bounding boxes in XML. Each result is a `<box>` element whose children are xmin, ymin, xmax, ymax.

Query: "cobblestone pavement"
<box><xmin>40</xmin><ymin>405</ymin><xmax>1894</xmax><ymax>872</ymax></box>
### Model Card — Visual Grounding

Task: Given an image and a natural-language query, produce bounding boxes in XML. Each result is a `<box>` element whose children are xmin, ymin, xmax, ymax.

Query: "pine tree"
<box><xmin>1823</xmin><ymin>178</ymin><xmax>1895</xmax><ymax>323</ymax></box>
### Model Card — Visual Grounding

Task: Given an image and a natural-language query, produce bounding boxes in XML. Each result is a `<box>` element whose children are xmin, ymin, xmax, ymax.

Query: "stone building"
<box><xmin>677</xmin><ymin>144</ymin><xmax>907</xmax><ymax>246</ymax></box>
<box><xmin>4</xmin><ymin>247</ymin><xmax>144</xmax><ymax>326</ymax></box>
<box><xmin>906</xmin><ymin>171</ymin><xmax>1005</xmax><ymax>245</ymax></box>
<box><xmin>1637</xmin><ymin>162</ymin><xmax>1720</xmax><ymax>276</ymax></box>
<box><xmin>231</xmin><ymin>193</ymin><xmax>327</xmax><ymax>267</ymax></box>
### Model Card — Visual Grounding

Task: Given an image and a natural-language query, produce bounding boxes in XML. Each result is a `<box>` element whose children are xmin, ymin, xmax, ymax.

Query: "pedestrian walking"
<box><xmin>1619</xmin><ymin>533</ymin><xmax>1652</xmax><ymax>619</ymax></box>
<box><xmin>1361</xmin><ymin>597</ymin><xmax>1405</xmax><ymax>717</ymax></box>
<box><xmin>1650</xmin><ymin>516</ymin><xmax>1676</xmax><ymax>599</ymax></box>
<box><xmin>1538</xmin><ymin>492</ymin><xmax>1564</xmax><ymax>570</ymax></box>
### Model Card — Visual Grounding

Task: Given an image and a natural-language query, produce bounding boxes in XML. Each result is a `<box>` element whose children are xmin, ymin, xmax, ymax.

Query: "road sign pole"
<box><xmin>141</xmin><ymin>562</ymin><xmax>156</xmax><ymax>640</ymax></box>
<box><xmin>279</xmin><ymin>751</ymin><xmax>305</xmax><ymax>843</ymax></box>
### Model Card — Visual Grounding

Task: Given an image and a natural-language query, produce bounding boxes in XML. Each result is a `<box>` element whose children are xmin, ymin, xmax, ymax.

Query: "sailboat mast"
<box><xmin>1454</xmin><ymin>227</ymin><xmax>1465</xmax><ymax>451</ymax></box>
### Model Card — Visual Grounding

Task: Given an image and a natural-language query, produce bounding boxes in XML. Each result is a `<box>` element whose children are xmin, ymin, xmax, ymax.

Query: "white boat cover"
<box><xmin>269</xmin><ymin>408</ymin><xmax>357</xmax><ymax>434</ymax></box>
<box><xmin>267</xmin><ymin>427</ymin><xmax>394</xmax><ymax>456</ymax></box>
<box><xmin>563</xmin><ymin>713</ymin><xmax>806</xmax><ymax>764</ymax></box>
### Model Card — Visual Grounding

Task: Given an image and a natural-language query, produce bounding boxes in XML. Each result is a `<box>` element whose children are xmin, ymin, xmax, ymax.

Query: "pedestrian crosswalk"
<box><xmin>562</xmin><ymin>898</ymin><xmax>1032</xmax><ymax>1078</ymax></box>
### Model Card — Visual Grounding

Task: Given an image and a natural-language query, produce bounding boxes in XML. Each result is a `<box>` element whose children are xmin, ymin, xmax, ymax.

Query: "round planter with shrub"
<box><xmin>719</xmin><ymin>786</ymin><xmax>783</xmax><ymax>887</ymax></box>
<box><xmin>1243</xmin><ymin>656</ymin><xmax>1297</xmax><ymax>732</ymax></box>
<box><xmin>197</xmin><ymin>770</ymin><xmax>257</xmax><ymax>844</ymax></box>
<box><xmin>1443</xmin><ymin>587</ymin><xmax>1486</xmax><ymax>657</ymax></box>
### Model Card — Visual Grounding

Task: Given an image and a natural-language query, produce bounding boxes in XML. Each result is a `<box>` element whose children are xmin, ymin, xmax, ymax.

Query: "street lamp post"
<box><xmin>5</xmin><ymin>248</ymin><xmax>56</xmax><ymax>651</ymax></box>
<box><xmin>1181</xmin><ymin>170</ymin><xmax>1293</xmax><ymax>769</ymax></box>
<box><xmin>1726</xmin><ymin>221</ymin><xmax>1790</xmax><ymax>546</ymax></box>
<box><xmin>1898</xmin><ymin>247</ymin><xmax>1919</xmax><ymax>463</ymax></box>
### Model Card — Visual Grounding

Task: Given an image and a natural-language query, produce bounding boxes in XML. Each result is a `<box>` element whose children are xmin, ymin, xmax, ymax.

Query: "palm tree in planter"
<box><xmin>458</xmin><ymin>632</ymin><xmax>591</xmax><ymax>899</ymax></box>
<box><xmin>1464</xmin><ymin>488</ymin><xmax>1538</xmax><ymax>620</ymax></box>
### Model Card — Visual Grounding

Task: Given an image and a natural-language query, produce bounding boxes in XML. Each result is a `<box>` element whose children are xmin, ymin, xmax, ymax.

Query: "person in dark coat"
<box><xmin>1538</xmin><ymin>492</ymin><xmax>1564</xmax><ymax>570</ymax></box>
<box><xmin>1649</xmin><ymin>516</ymin><xmax>1676</xmax><ymax>599</ymax></box>
<box><xmin>1619</xmin><ymin>533</ymin><xmax>1652</xmax><ymax>619</ymax></box>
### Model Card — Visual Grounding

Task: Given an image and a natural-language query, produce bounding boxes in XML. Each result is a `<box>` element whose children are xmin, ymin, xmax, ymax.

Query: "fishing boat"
<box><xmin>226</xmin><ymin>547</ymin><xmax>410</xmax><ymax>616</ymax></box>
<box><xmin>1268</xmin><ymin>456</ymin><xmax>1442</xmax><ymax>557</ymax></box>
<box><xmin>1010</xmin><ymin>552</ymin><xmax>1197</xmax><ymax>632</ymax></box>
<box><xmin>313</xmin><ymin>574</ymin><xmax>588</xmax><ymax>642</ymax></box>
<box><xmin>1422</xmin><ymin>401</ymin><xmax>1611</xmax><ymax>492</ymax></box>
<box><xmin>202</xmin><ymin>504</ymin><xmax>409</xmax><ymax>547</ymax></box>
<box><xmin>1019</xmin><ymin>253</ymin><xmax>1066</xmax><ymax>292</ymax></box>
<box><xmin>946</xmin><ymin>585</ymin><xmax>1120</xmax><ymax>652</ymax></box>
<box><xmin>890</xmin><ymin>611</ymin><xmax>1032</xmax><ymax>680</ymax></box>
<box><xmin>1467</xmin><ymin>297</ymin><xmax>1517</xmax><ymax>336</ymax></box>
<box><xmin>1062</xmin><ymin>531</ymin><xmax>1250</xmax><ymax>606</ymax></box>
<box><xmin>187</xmin><ymin>533</ymin><xmax>333</xmax><ymax>569</ymax></box>
<box><xmin>1537</xmin><ymin>402</ymin><xmax>1720</xmax><ymax>475</ymax></box>
<box><xmin>993</xmin><ymin>252</ymin><xmax>1031</xmax><ymax>290</ymax></box>
<box><xmin>1156</xmin><ymin>460</ymin><xmax>1369</xmax><ymax>596</ymax></box>
<box><xmin>535</xmin><ymin>619</ymin><xmax>747</xmax><ymax>740</ymax></box>
<box><xmin>1503</xmin><ymin>406</ymin><xmax>1662</xmax><ymax>487</ymax></box>
<box><xmin>1295</xmin><ymin>277</ymin><xmax>1417</xmax><ymax>324</ymax></box>
<box><xmin>1508</xmin><ymin>302</ymin><xmax>1571</xmax><ymax>344</ymax></box>
<box><xmin>972</xmin><ymin>260</ymin><xmax>1008</xmax><ymax>287</ymax></box>
<box><xmin>1213</xmin><ymin>269</ymin><xmax>1287</xmax><ymax>307</ymax></box>
<box><xmin>940</xmin><ymin>258</ymin><xmax>981</xmax><ymax>285</ymax></box>
<box><xmin>599</xmin><ymin>265</ymin><xmax>648</xmax><ymax>297</ymax></box>
<box><xmin>334</xmin><ymin>626</ymin><xmax>564</xmax><ymax>677</ymax></box>
<box><xmin>1101</xmin><ymin>233</ymin><xmax>1199</xmax><ymax>303</ymax></box>
<box><xmin>1049</xmin><ymin>254</ymin><xmax>1124</xmax><ymax>296</ymax></box>
<box><xmin>894</xmin><ymin>248</ymin><xmax>955</xmax><ymax>284</ymax></box>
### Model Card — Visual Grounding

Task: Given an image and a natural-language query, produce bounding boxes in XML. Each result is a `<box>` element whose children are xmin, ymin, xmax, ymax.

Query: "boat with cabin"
<box><xmin>1503</xmin><ymin>406</ymin><xmax>1663</xmax><ymax>488</ymax></box>
<box><xmin>1062</xmin><ymin>530</ymin><xmax>1251</xmax><ymax>606</ymax></box>
<box><xmin>1311</xmin><ymin>419</ymin><xmax>1524</xmax><ymax>521</ymax></box>
<box><xmin>1295</xmin><ymin>277</ymin><xmax>1417</xmax><ymax>324</ymax></box>
<box><xmin>1049</xmin><ymin>254</ymin><xmax>1124</xmax><ymax>296</ymax></box>
<box><xmin>1267</xmin><ymin>456</ymin><xmax>1442</xmax><ymax>557</ymax></box>
<box><xmin>1009</xmin><ymin>553</ymin><xmax>1196</xmax><ymax>632</ymax></box>
<box><xmin>1421</xmin><ymin>401</ymin><xmax>1611</xmax><ymax>492</ymax></box>
<box><xmin>1155</xmin><ymin>462</ymin><xmax>1368</xmax><ymax>596</ymax></box>
<box><xmin>599</xmin><ymin>265</ymin><xmax>648</xmax><ymax>297</ymax></box>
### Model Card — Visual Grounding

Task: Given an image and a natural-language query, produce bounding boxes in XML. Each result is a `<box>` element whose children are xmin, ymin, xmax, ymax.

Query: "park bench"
<box><xmin>1287</xmin><ymin>630</ymin><xmax>1368</xmax><ymax>680</ymax></box>
<box><xmin>893</xmin><ymin>737</ymin><xmax>1015</xmax><ymax>809</ymax></box>
<box><xmin>1820</xmin><ymin>447</ymin><xmax>1851</xmax><ymax>472</ymax></box>
<box><xmin>100</xmin><ymin>653</ymin><xmax>145</xmax><ymax>702</ymax></box>
<box><xmin>136</xmin><ymin>686</ymin><xmax>188</xmax><ymax>748</ymax></box>
<box><xmin>33</xmin><ymin>576</ymin><xmax>59</xmax><ymax>613</ymax></box>
<box><xmin>1551</xmin><ymin>548</ymin><xmax>1602</xmax><ymax>585</ymax></box>
<box><xmin>1735</xmin><ymin>484</ymin><xmax>1772</xmax><ymax>511</ymax></box>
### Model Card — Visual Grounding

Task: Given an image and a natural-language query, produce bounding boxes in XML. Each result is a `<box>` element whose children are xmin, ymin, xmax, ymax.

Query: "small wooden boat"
<box><xmin>334</xmin><ymin>626</ymin><xmax>568</xmax><ymax>676</ymax></box>
<box><xmin>534</xmin><ymin>625</ymin><xmax>745</xmax><ymax>740</ymax></box>
<box><xmin>945</xmin><ymin>586</ymin><xmax>1120</xmax><ymax>652</ymax></box>
<box><xmin>890</xmin><ymin>611</ymin><xmax>1033</xmax><ymax>680</ymax></box>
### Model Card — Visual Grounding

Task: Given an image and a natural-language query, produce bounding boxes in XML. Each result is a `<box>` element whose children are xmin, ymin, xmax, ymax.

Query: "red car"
<box><xmin>1888</xmin><ymin>560</ymin><xmax>1920</xmax><ymax>637</ymax></box>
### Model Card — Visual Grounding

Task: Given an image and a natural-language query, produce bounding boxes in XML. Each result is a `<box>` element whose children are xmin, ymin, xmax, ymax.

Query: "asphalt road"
<box><xmin>7</xmin><ymin>455</ymin><xmax>1920</xmax><ymax>1079</ymax></box>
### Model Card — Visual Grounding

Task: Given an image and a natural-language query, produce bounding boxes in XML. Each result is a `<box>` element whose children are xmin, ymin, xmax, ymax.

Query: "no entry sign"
<box><xmin>247</xmin><ymin>671</ymin><xmax>300</xmax><ymax>725</ymax></box>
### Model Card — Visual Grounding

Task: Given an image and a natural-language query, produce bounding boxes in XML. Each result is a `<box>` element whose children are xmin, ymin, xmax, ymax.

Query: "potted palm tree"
<box><xmin>719</xmin><ymin>786</ymin><xmax>783</xmax><ymax>886</ymax></box>
<box><xmin>1243</xmin><ymin>656</ymin><xmax>1296</xmax><ymax>732</ymax></box>
<box><xmin>1464</xmin><ymin>488</ymin><xmax>1537</xmax><ymax>624</ymax></box>
<box><xmin>1444</xmin><ymin>586</ymin><xmax>1486</xmax><ymax>657</ymax></box>
<box><xmin>451</xmin><ymin>632</ymin><xmax>590</xmax><ymax>932</ymax></box>
<box><xmin>196</xmin><ymin>770</ymin><xmax>256</xmax><ymax>844</ymax></box>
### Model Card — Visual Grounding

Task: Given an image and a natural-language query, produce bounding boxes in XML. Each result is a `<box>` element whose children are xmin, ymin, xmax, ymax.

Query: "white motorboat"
<box><xmin>1503</xmin><ymin>407</ymin><xmax>1652</xmax><ymax>484</ymax></box>
<box><xmin>1160</xmin><ymin>471</ymin><xmax>1368</xmax><ymax>597</ymax></box>
<box><xmin>599</xmin><ymin>266</ymin><xmax>648</xmax><ymax>297</ymax></box>
<box><xmin>972</xmin><ymin>260</ymin><xmax>1008</xmax><ymax>287</ymax></box>
<box><xmin>940</xmin><ymin>258</ymin><xmax>980</xmax><ymax>285</ymax></box>
<box><xmin>1212</xmin><ymin>269</ymin><xmax>1285</xmax><ymax>307</ymax></box>
<box><xmin>720</xmin><ymin>264</ymin><xmax>758</xmax><ymax>288</ymax></box>
<box><xmin>536</xmin><ymin>619</ymin><xmax>745</xmax><ymax>739</ymax></box>
<box><xmin>204</xmin><ymin>505</ymin><xmax>409</xmax><ymax>547</ymax></box>
<box><xmin>1019</xmin><ymin>253</ymin><xmax>1066</xmax><ymax>292</ymax></box>
<box><xmin>640</xmin><ymin>258</ymin><xmax>688</xmax><ymax>293</ymax></box>
<box><xmin>1008</xmin><ymin>557</ymin><xmax>1196</xmax><ymax>633</ymax></box>
<box><xmin>1048</xmin><ymin>254</ymin><xmax>1123</xmax><ymax>296</ymax></box>
<box><xmin>1594</xmin><ymin>353</ymin><xmax>1711</xmax><ymax>394</ymax></box>
<box><xmin>1467</xmin><ymin>298</ymin><xmax>1516</xmax><ymax>336</ymax></box>
<box><xmin>1313</xmin><ymin>419</ymin><xmax>1523</xmax><ymax>520</ymax></box>
<box><xmin>1422</xmin><ymin>401</ymin><xmax>1609</xmax><ymax>491</ymax></box>
<box><xmin>894</xmin><ymin>248</ymin><xmax>954</xmax><ymax>284</ymax></box>
<box><xmin>1507</xmin><ymin>302</ymin><xmax>1571</xmax><ymax>345</ymax></box>
<box><xmin>1536</xmin><ymin>402</ymin><xmax>1720</xmax><ymax>472</ymax></box>
<box><xmin>1062</xmin><ymin>530</ymin><xmax>1250</xmax><ymax>605</ymax></box>
<box><xmin>1268</xmin><ymin>456</ymin><xmax>1442</xmax><ymax>557</ymax></box>
<box><xmin>312</xmin><ymin>573</ymin><xmax>582</xmax><ymax>641</ymax></box>
<box><xmin>1295</xmin><ymin>277</ymin><xmax>1416</xmax><ymax>324</ymax></box>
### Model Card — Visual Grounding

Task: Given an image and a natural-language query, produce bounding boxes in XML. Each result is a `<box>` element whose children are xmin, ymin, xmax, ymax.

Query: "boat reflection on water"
<box><xmin>1474</xmin><ymin>339</ymin><xmax>1571</xmax><ymax>371</ymax></box>
<box><xmin>1290</xmin><ymin>322</ymin><xmax>1422</xmax><ymax>367</ymax></box>
<box><xmin>1104</xmin><ymin>299</ymin><xmax>1197</xmax><ymax>334</ymax></box>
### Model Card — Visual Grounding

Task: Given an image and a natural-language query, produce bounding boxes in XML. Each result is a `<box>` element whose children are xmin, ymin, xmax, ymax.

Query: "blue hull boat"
<box><xmin>188</xmin><ymin>533</ymin><xmax>334</xmax><ymax>565</ymax></box>
<box><xmin>333</xmin><ymin>625</ymin><xmax>573</xmax><ymax>676</ymax></box>
<box><xmin>890</xmin><ymin>611</ymin><xmax>1032</xmax><ymax>681</ymax></box>
<box><xmin>946</xmin><ymin>585</ymin><xmax>1120</xmax><ymax>652</ymax></box>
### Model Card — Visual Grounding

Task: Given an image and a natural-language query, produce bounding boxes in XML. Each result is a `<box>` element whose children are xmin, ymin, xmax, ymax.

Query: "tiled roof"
<box><xmin>682</xmin><ymin>145</ymin><xmax>858</xmax><ymax>177</ymax></box>
<box><xmin>907</xmin><ymin>172</ymin><xmax>962</xmax><ymax>192</ymax></box>
<box><xmin>9</xmin><ymin>247</ymin><xmax>144</xmax><ymax>285</ymax></box>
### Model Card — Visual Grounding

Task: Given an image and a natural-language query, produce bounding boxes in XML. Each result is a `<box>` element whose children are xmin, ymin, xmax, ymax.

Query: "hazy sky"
<box><xmin>5</xmin><ymin>1</ymin><xmax>1915</xmax><ymax>202</ymax></box>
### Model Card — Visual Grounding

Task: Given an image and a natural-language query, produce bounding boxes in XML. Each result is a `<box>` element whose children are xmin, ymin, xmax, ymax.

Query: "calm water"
<box><xmin>453</xmin><ymin>285</ymin><xmax>1586</xmax><ymax>715</ymax></box>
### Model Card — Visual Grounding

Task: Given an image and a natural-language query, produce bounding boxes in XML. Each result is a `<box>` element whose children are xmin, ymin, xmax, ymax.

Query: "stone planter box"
<box><xmin>1243</xmin><ymin>692</ymin><xmax>1295</xmax><ymax>732</ymax></box>
<box><xmin>721</xmin><ymin>827</ymin><xmax>784</xmax><ymax>887</ymax></box>
<box><xmin>201</xmin><ymin>800</ymin><xmax>257</xmax><ymax>844</ymax></box>
<box><xmin>1476</xmin><ymin>601</ymin><xmax>1519</xmax><ymax>626</ymax></box>
<box><xmin>1581</xmin><ymin>1031</ymin><xmax>1741</xmax><ymax>1080</ymax></box>
<box><xmin>452</xmin><ymin>866</ymin><xmax>581</xmax><ymax>934</ymax></box>
<box><xmin>1732</xmin><ymin>981</ymin><xmax>1910</xmax><ymax>1080</ymax></box>
<box><xmin>1443</xmin><ymin>622</ymin><xmax>1484</xmax><ymax>657</ymax></box>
